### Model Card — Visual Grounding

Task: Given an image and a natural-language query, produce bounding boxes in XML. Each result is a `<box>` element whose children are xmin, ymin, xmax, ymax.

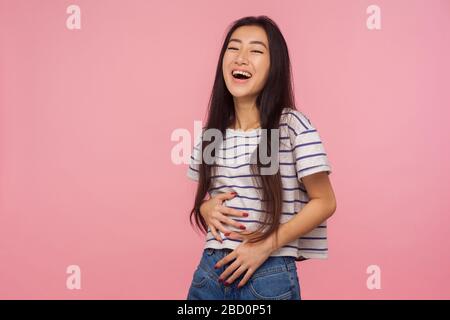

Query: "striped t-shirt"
<box><xmin>187</xmin><ymin>107</ymin><xmax>332</xmax><ymax>261</ymax></box>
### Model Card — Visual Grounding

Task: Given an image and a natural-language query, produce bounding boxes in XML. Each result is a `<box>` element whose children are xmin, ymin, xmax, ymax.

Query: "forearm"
<box><xmin>265</xmin><ymin>198</ymin><xmax>336</xmax><ymax>253</ymax></box>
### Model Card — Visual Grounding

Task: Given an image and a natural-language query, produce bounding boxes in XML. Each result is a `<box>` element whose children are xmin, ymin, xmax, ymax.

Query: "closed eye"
<box><xmin>227</xmin><ymin>47</ymin><xmax>263</xmax><ymax>54</ymax></box>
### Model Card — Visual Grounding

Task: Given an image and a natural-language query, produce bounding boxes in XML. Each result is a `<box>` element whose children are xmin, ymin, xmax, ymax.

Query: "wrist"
<box><xmin>202</xmin><ymin>192</ymin><xmax>211</xmax><ymax>203</ymax></box>
<box><xmin>199</xmin><ymin>195</ymin><xmax>210</xmax><ymax>214</ymax></box>
<box><xmin>263</xmin><ymin>231</ymin><xmax>279</xmax><ymax>254</ymax></box>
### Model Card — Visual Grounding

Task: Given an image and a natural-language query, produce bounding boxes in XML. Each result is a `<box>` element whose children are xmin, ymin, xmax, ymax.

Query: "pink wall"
<box><xmin>0</xmin><ymin>0</ymin><xmax>449</xmax><ymax>299</ymax></box>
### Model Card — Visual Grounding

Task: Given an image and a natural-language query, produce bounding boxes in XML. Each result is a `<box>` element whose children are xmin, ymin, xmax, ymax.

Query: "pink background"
<box><xmin>1</xmin><ymin>0</ymin><xmax>449</xmax><ymax>299</ymax></box>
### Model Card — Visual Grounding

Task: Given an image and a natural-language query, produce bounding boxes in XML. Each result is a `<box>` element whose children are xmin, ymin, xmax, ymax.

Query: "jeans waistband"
<box><xmin>204</xmin><ymin>248</ymin><xmax>297</xmax><ymax>272</ymax></box>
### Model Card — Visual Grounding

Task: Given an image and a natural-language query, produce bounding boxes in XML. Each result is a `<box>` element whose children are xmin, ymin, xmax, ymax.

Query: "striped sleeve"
<box><xmin>287</xmin><ymin>109</ymin><xmax>332</xmax><ymax>181</ymax></box>
<box><xmin>186</xmin><ymin>135</ymin><xmax>202</xmax><ymax>182</ymax></box>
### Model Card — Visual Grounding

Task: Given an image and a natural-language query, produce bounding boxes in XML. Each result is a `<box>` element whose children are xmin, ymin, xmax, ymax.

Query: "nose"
<box><xmin>235</xmin><ymin>51</ymin><xmax>249</xmax><ymax>65</ymax></box>
<box><xmin>234</xmin><ymin>59</ymin><xmax>248</xmax><ymax>67</ymax></box>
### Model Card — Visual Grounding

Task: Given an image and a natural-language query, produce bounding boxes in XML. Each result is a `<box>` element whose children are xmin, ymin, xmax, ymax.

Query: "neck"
<box><xmin>231</xmin><ymin>97</ymin><xmax>260</xmax><ymax>131</ymax></box>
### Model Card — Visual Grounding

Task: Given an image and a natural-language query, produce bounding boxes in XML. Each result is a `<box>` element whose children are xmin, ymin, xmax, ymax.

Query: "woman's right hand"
<box><xmin>200</xmin><ymin>191</ymin><xmax>249</xmax><ymax>243</ymax></box>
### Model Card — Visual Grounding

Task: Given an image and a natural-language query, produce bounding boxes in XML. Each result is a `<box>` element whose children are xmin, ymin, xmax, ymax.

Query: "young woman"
<box><xmin>186</xmin><ymin>15</ymin><xmax>337</xmax><ymax>300</ymax></box>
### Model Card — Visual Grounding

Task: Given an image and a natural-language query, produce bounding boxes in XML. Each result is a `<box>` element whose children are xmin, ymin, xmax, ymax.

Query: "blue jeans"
<box><xmin>187</xmin><ymin>248</ymin><xmax>301</xmax><ymax>300</ymax></box>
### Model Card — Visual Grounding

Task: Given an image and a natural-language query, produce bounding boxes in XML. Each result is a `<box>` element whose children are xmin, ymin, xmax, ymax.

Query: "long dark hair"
<box><xmin>189</xmin><ymin>15</ymin><xmax>297</xmax><ymax>245</ymax></box>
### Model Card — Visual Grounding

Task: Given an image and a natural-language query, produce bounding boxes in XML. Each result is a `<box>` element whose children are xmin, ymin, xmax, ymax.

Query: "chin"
<box><xmin>227</xmin><ymin>84</ymin><xmax>251</xmax><ymax>94</ymax></box>
<box><xmin>229</xmin><ymin>90</ymin><xmax>251</xmax><ymax>98</ymax></box>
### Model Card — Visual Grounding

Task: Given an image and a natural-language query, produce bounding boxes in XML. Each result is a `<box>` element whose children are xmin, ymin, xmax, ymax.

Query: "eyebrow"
<box><xmin>228</xmin><ymin>38</ymin><xmax>268</xmax><ymax>49</ymax></box>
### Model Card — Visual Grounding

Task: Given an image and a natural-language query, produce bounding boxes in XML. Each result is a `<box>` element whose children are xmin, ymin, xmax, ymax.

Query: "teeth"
<box><xmin>232</xmin><ymin>70</ymin><xmax>252</xmax><ymax>78</ymax></box>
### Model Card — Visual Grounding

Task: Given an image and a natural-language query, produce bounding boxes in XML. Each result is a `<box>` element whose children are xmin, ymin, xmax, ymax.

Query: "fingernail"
<box><xmin>224</xmin><ymin>232</ymin><xmax>231</xmax><ymax>236</ymax></box>
<box><xmin>231</xmin><ymin>192</ymin><xmax>237</xmax><ymax>196</ymax></box>
<box><xmin>239</xmin><ymin>225</ymin><xmax>246</xmax><ymax>230</ymax></box>
<box><xmin>224</xmin><ymin>281</ymin><xmax>230</xmax><ymax>286</ymax></box>
<box><xmin>243</xmin><ymin>212</ymin><xmax>249</xmax><ymax>217</ymax></box>
<box><xmin>214</xmin><ymin>265</ymin><xmax>219</xmax><ymax>269</ymax></box>
<box><xmin>218</xmin><ymin>278</ymin><xmax>223</xmax><ymax>283</ymax></box>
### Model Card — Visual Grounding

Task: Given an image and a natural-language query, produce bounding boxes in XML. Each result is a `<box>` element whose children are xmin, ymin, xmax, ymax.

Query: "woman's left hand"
<box><xmin>214</xmin><ymin>231</ymin><xmax>276</xmax><ymax>288</ymax></box>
